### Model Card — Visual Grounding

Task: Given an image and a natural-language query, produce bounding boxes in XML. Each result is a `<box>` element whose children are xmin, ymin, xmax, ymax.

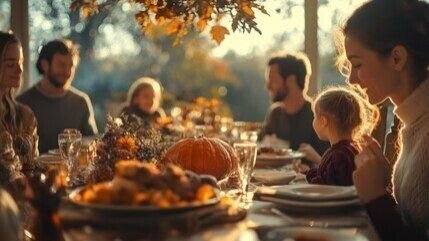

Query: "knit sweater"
<box><xmin>365</xmin><ymin>78</ymin><xmax>429</xmax><ymax>241</ymax></box>
<box><xmin>392</xmin><ymin>78</ymin><xmax>429</xmax><ymax>228</ymax></box>
<box><xmin>306</xmin><ymin>140</ymin><xmax>358</xmax><ymax>186</ymax></box>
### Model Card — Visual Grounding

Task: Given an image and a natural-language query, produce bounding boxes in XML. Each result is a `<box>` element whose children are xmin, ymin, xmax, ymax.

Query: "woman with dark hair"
<box><xmin>338</xmin><ymin>0</ymin><xmax>429</xmax><ymax>240</ymax></box>
<box><xmin>0</xmin><ymin>31</ymin><xmax>38</xmax><ymax>184</ymax></box>
<box><xmin>121</xmin><ymin>77</ymin><xmax>166</xmax><ymax>124</ymax></box>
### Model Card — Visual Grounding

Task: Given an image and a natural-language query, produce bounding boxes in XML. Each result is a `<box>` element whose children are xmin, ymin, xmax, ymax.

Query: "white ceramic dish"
<box><xmin>256</xmin><ymin>195</ymin><xmax>361</xmax><ymax>214</ymax></box>
<box><xmin>264</xmin><ymin>227</ymin><xmax>368</xmax><ymax>241</ymax></box>
<box><xmin>252</xmin><ymin>169</ymin><xmax>296</xmax><ymax>185</ymax></box>
<box><xmin>256</xmin><ymin>151</ymin><xmax>305</xmax><ymax>168</ymax></box>
<box><xmin>257</xmin><ymin>184</ymin><xmax>358</xmax><ymax>201</ymax></box>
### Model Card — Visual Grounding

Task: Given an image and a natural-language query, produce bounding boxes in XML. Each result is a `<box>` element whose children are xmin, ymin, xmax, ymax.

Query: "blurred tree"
<box><xmin>71</xmin><ymin>0</ymin><xmax>269</xmax><ymax>45</ymax></box>
<box><xmin>28</xmin><ymin>0</ymin><xmax>240</xmax><ymax>129</ymax></box>
<box><xmin>222</xmin><ymin>51</ymin><xmax>268</xmax><ymax>121</ymax></box>
<box><xmin>25</xmin><ymin>0</ymin><xmax>361</xmax><ymax>129</ymax></box>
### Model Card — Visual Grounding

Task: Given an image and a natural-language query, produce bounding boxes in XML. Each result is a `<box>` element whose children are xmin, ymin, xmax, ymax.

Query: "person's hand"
<box><xmin>353</xmin><ymin>135</ymin><xmax>391</xmax><ymax>203</ymax></box>
<box><xmin>298</xmin><ymin>143</ymin><xmax>322</xmax><ymax>165</ymax></box>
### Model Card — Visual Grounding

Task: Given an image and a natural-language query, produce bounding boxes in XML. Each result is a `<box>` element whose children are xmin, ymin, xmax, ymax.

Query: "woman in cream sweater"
<box><xmin>338</xmin><ymin>0</ymin><xmax>429</xmax><ymax>240</ymax></box>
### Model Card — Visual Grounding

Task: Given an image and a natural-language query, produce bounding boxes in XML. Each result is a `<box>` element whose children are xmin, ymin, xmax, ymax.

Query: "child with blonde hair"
<box><xmin>305</xmin><ymin>87</ymin><xmax>379</xmax><ymax>186</ymax></box>
<box><xmin>121</xmin><ymin>77</ymin><xmax>166</xmax><ymax>124</ymax></box>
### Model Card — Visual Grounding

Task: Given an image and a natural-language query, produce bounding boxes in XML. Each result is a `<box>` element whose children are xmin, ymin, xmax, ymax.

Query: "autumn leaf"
<box><xmin>166</xmin><ymin>19</ymin><xmax>182</xmax><ymax>35</ymax></box>
<box><xmin>240</xmin><ymin>3</ymin><xmax>254</xmax><ymax>17</ymax></box>
<box><xmin>82</xmin><ymin>5</ymin><xmax>90</xmax><ymax>19</ymax></box>
<box><xmin>135</xmin><ymin>12</ymin><xmax>148</xmax><ymax>25</ymax></box>
<box><xmin>149</xmin><ymin>5</ymin><xmax>158</xmax><ymax>13</ymax></box>
<box><xmin>71</xmin><ymin>0</ymin><xmax>268</xmax><ymax>46</ymax></box>
<box><xmin>211</xmin><ymin>25</ymin><xmax>230</xmax><ymax>44</ymax></box>
<box><xmin>205</xmin><ymin>6</ymin><xmax>213</xmax><ymax>18</ymax></box>
<box><xmin>210</xmin><ymin>25</ymin><xmax>229</xmax><ymax>45</ymax></box>
<box><xmin>197</xmin><ymin>18</ymin><xmax>208</xmax><ymax>32</ymax></box>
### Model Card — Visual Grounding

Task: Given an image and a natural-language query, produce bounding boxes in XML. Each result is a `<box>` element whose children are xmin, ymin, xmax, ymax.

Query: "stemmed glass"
<box><xmin>233</xmin><ymin>142</ymin><xmax>257</xmax><ymax>204</ymax></box>
<box><xmin>240</xmin><ymin>131</ymin><xmax>258</xmax><ymax>143</ymax></box>
<box><xmin>58</xmin><ymin>129</ymin><xmax>82</xmax><ymax>185</ymax></box>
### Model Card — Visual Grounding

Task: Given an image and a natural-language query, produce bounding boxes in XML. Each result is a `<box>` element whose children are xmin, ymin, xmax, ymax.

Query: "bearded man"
<box><xmin>17</xmin><ymin>39</ymin><xmax>97</xmax><ymax>153</ymax></box>
<box><xmin>261</xmin><ymin>52</ymin><xmax>328</xmax><ymax>157</ymax></box>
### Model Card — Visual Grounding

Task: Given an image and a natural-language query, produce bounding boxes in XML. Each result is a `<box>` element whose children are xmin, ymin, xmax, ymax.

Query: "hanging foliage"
<box><xmin>70</xmin><ymin>0</ymin><xmax>269</xmax><ymax>45</ymax></box>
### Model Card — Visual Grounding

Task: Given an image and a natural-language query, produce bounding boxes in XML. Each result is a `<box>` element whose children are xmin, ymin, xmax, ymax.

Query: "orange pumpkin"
<box><xmin>162</xmin><ymin>137</ymin><xmax>238</xmax><ymax>179</ymax></box>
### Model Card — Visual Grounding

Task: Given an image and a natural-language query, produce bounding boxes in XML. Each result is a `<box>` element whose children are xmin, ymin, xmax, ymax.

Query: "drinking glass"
<box><xmin>240</xmin><ymin>131</ymin><xmax>258</xmax><ymax>143</ymax></box>
<box><xmin>58</xmin><ymin>131</ymin><xmax>82</xmax><ymax>185</ymax></box>
<box><xmin>233</xmin><ymin>142</ymin><xmax>257</xmax><ymax>203</ymax></box>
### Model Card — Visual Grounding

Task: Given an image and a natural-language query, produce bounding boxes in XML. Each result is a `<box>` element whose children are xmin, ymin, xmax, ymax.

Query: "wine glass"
<box><xmin>233</xmin><ymin>142</ymin><xmax>257</xmax><ymax>204</ymax></box>
<box><xmin>240</xmin><ymin>131</ymin><xmax>258</xmax><ymax>143</ymax></box>
<box><xmin>58</xmin><ymin>131</ymin><xmax>82</xmax><ymax>185</ymax></box>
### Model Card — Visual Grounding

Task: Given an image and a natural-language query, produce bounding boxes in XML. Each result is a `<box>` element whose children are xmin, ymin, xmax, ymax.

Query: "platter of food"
<box><xmin>69</xmin><ymin>160</ymin><xmax>220</xmax><ymax>213</ymax></box>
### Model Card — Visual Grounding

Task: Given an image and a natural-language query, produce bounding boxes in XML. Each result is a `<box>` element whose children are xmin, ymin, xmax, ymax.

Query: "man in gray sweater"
<box><xmin>17</xmin><ymin>39</ymin><xmax>98</xmax><ymax>154</ymax></box>
<box><xmin>261</xmin><ymin>52</ymin><xmax>329</xmax><ymax>160</ymax></box>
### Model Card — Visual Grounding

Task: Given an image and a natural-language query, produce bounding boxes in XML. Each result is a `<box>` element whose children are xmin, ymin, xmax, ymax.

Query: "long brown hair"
<box><xmin>0</xmin><ymin>31</ymin><xmax>23</xmax><ymax>136</ymax></box>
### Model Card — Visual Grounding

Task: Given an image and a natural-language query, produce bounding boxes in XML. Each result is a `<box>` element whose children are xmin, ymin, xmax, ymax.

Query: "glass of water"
<box><xmin>233</xmin><ymin>142</ymin><xmax>257</xmax><ymax>203</ymax></box>
<box><xmin>58</xmin><ymin>130</ymin><xmax>82</xmax><ymax>185</ymax></box>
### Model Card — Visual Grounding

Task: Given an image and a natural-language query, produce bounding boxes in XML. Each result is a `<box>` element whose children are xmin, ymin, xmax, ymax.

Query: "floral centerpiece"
<box><xmin>87</xmin><ymin>114</ymin><xmax>169</xmax><ymax>183</ymax></box>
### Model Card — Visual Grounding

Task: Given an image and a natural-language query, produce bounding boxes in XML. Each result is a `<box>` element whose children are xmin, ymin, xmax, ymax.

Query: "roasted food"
<box><xmin>73</xmin><ymin>161</ymin><xmax>218</xmax><ymax>207</ymax></box>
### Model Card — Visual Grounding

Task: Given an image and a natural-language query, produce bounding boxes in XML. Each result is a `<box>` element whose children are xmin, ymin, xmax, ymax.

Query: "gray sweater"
<box><xmin>17</xmin><ymin>85</ymin><xmax>98</xmax><ymax>153</ymax></box>
<box><xmin>261</xmin><ymin>101</ymin><xmax>329</xmax><ymax>155</ymax></box>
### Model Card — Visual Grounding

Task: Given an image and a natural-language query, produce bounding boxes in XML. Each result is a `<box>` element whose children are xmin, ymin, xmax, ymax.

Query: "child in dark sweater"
<box><xmin>305</xmin><ymin>87</ymin><xmax>378</xmax><ymax>186</ymax></box>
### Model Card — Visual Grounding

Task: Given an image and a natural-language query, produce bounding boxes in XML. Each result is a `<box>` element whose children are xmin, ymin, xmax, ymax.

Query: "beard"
<box><xmin>271</xmin><ymin>86</ymin><xmax>288</xmax><ymax>102</ymax></box>
<box><xmin>47</xmin><ymin>71</ymin><xmax>67</xmax><ymax>89</ymax></box>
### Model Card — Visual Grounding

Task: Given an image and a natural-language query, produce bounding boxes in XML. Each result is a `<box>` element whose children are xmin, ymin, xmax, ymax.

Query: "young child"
<box><xmin>305</xmin><ymin>87</ymin><xmax>379</xmax><ymax>186</ymax></box>
<box><xmin>121</xmin><ymin>77</ymin><xmax>166</xmax><ymax>124</ymax></box>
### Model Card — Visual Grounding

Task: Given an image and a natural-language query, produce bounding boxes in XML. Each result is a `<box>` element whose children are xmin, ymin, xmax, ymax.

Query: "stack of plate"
<box><xmin>254</xmin><ymin>184</ymin><xmax>362</xmax><ymax>214</ymax></box>
<box><xmin>256</xmin><ymin>151</ymin><xmax>305</xmax><ymax>168</ymax></box>
<box><xmin>36</xmin><ymin>149</ymin><xmax>62</xmax><ymax>166</ymax></box>
<box><xmin>258</xmin><ymin>227</ymin><xmax>369</xmax><ymax>241</ymax></box>
<box><xmin>252</xmin><ymin>169</ymin><xmax>296</xmax><ymax>185</ymax></box>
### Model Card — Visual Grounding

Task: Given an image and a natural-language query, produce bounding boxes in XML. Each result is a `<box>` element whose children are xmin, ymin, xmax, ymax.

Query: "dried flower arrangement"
<box><xmin>87</xmin><ymin>114</ymin><xmax>170</xmax><ymax>183</ymax></box>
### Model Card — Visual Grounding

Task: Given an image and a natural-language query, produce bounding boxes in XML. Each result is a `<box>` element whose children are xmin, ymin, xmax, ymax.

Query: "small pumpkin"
<box><xmin>162</xmin><ymin>137</ymin><xmax>237</xmax><ymax>179</ymax></box>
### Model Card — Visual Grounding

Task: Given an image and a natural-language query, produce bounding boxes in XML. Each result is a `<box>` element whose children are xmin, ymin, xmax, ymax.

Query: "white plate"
<box><xmin>36</xmin><ymin>155</ymin><xmax>62</xmax><ymax>165</ymax></box>
<box><xmin>69</xmin><ymin>187</ymin><xmax>221</xmax><ymax>214</ymax></box>
<box><xmin>256</xmin><ymin>151</ymin><xmax>305</xmax><ymax>168</ymax></box>
<box><xmin>264</xmin><ymin>227</ymin><xmax>368</xmax><ymax>241</ymax></box>
<box><xmin>48</xmin><ymin>149</ymin><xmax>60</xmax><ymax>155</ymax></box>
<box><xmin>257</xmin><ymin>184</ymin><xmax>357</xmax><ymax>201</ymax></box>
<box><xmin>256</xmin><ymin>195</ymin><xmax>361</xmax><ymax>214</ymax></box>
<box><xmin>252</xmin><ymin>169</ymin><xmax>296</xmax><ymax>185</ymax></box>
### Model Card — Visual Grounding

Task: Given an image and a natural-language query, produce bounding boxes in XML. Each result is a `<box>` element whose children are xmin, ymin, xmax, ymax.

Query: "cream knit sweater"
<box><xmin>393</xmin><ymin>78</ymin><xmax>429</xmax><ymax>228</ymax></box>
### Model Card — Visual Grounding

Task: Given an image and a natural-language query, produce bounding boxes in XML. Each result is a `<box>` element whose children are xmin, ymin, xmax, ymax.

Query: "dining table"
<box><xmin>34</xmin><ymin>150</ymin><xmax>382</xmax><ymax>241</ymax></box>
<box><xmin>57</xmin><ymin>193</ymin><xmax>381</xmax><ymax>241</ymax></box>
